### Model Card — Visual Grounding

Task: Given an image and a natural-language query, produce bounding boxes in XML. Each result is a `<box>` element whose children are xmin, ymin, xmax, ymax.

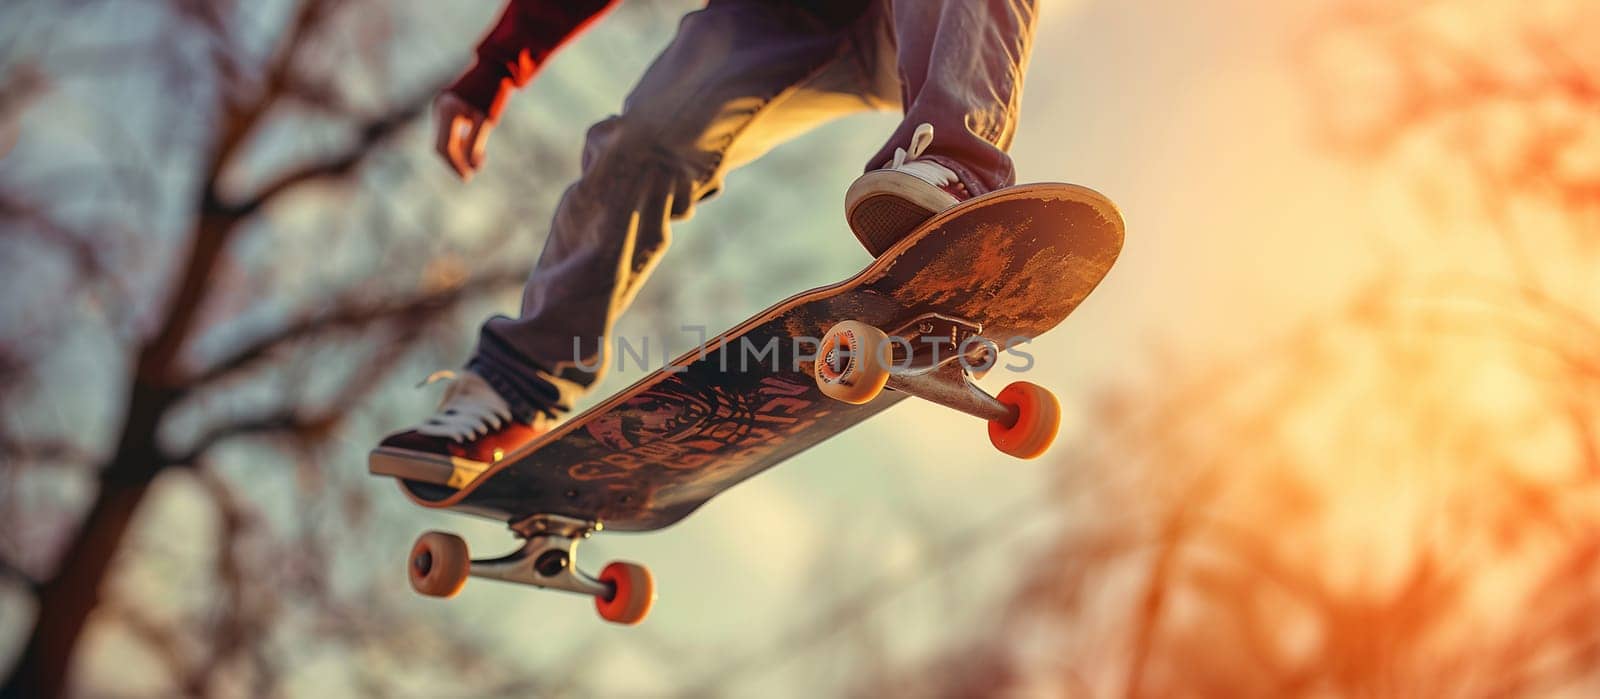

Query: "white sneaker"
<box><xmin>844</xmin><ymin>123</ymin><xmax>972</xmax><ymax>257</ymax></box>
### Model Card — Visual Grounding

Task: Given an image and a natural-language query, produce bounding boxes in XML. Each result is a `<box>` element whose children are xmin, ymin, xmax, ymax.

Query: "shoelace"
<box><xmin>888</xmin><ymin>123</ymin><xmax>958</xmax><ymax>187</ymax></box>
<box><xmin>414</xmin><ymin>370</ymin><xmax>514</xmax><ymax>443</ymax></box>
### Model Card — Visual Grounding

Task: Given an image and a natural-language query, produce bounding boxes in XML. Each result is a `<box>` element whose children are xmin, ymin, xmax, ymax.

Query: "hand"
<box><xmin>434</xmin><ymin>92</ymin><xmax>494</xmax><ymax>181</ymax></box>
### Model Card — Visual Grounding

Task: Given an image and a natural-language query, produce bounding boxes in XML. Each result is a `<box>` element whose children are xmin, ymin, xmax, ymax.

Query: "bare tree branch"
<box><xmin>228</xmin><ymin>85</ymin><xmax>437</xmax><ymax>218</ymax></box>
<box><xmin>189</xmin><ymin>266</ymin><xmax>526</xmax><ymax>387</ymax></box>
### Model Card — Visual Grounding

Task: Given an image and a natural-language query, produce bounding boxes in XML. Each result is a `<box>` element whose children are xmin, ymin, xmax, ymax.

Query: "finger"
<box><xmin>445</xmin><ymin>114</ymin><xmax>474</xmax><ymax>179</ymax></box>
<box><xmin>434</xmin><ymin>103</ymin><xmax>458</xmax><ymax>164</ymax></box>
<box><xmin>465</xmin><ymin>118</ymin><xmax>490</xmax><ymax>170</ymax></box>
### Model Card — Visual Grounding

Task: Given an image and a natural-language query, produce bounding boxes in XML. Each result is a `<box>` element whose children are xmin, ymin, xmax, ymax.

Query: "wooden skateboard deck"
<box><xmin>390</xmin><ymin>183</ymin><xmax>1123</xmax><ymax>533</ymax></box>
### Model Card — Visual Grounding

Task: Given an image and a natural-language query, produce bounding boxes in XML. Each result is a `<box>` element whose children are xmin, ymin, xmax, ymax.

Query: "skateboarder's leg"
<box><xmin>467</xmin><ymin>1</ymin><xmax>896</xmax><ymax>423</ymax></box>
<box><xmin>845</xmin><ymin>0</ymin><xmax>1039</xmax><ymax>255</ymax></box>
<box><xmin>370</xmin><ymin>2</ymin><xmax>897</xmax><ymax>486</ymax></box>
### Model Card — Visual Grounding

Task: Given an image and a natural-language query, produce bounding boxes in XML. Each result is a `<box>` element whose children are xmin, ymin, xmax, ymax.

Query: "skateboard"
<box><xmin>377</xmin><ymin>183</ymin><xmax>1124</xmax><ymax>624</ymax></box>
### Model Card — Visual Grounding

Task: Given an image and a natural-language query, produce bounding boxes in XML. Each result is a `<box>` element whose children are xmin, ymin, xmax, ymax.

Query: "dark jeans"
<box><xmin>471</xmin><ymin>0</ymin><xmax>1038</xmax><ymax>421</ymax></box>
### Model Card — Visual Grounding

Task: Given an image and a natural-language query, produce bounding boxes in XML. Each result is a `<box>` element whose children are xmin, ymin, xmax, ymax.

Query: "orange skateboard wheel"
<box><xmin>409</xmin><ymin>531</ymin><xmax>471</xmax><ymax>598</ymax></box>
<box><xmin>595</xmin><ymin>561</ymin><xmax>656</xmax><ymax>625</ymax></box>
<box><xmin>987</xmin><ymin>382</ymin><xmax>1061</xmax><ymax>459</ymax></box>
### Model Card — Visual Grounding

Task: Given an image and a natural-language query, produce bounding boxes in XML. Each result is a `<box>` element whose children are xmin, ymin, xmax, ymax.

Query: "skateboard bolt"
<box><xmin>535</xmin><ymin>550</ymin><xmax>570</xmax><ymax>577</ymax></box>
<box><xmin>412</xmin><ymin>551</ymin><xmax>433</xmax><ymax>575</ymax></box>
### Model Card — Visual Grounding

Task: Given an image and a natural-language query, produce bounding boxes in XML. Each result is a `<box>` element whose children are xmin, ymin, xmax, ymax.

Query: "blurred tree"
<box><xmin>0</xmin><ymin>0</ymin><xmax>555</xmax><ymax>694</ymax></box>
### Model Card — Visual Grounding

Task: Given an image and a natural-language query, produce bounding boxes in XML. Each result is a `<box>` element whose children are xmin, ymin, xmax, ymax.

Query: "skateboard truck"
<box><xmin>472</xmin><ymin>515</ymin><xmax>609</xmax><ymax>597</ymax></box>
<box><xmin>816</xmin><ymin>317</ymin><xmax>1061</xmax><ymax>459</ymax></box>
<box><xmin>406</xmin><ymin>514</ymin><xmax>657</xmax><ymax>624</ymax></box>
<box><xmin>885</xmin><ymin>313</ymin><xmax>991</xmax><ymax>372</ymax></box>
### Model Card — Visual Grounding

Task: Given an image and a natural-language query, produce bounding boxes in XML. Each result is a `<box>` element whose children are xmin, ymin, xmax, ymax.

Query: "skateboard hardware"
<box><xmin>816</xmin><ymin>319</ymin><xmax>1060</xmax><ymax>457</ymax></box>
<box><xmin>881</xmin><ymin>314</ymin><xmax>1009</xmax><ymax>421</ymax></box>
<box><xmin>816</xmin><ymin>319</ymin><xmax>1013</xmax><ymax>423</ymax></box>
<box><xmin>886</xmin><ymin>359</ymin><xmax>1015</xmax><ymax>424</ymax></box>
<box><xmin>885</xmin><ymin>313</ymin><xmax>991</xmax><ymax>372</ymax></box>
<box><xmin>471</xmin><ymin>514</ymin><xmax>610</xmax><ymax>598</ymax></box>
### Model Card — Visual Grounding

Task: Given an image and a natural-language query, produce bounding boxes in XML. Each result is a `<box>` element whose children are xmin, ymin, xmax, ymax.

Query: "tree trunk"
<box><xmin>2</xmin><ymin>381</ymin><xmax>175</xmax><ymax>698</ymax></box>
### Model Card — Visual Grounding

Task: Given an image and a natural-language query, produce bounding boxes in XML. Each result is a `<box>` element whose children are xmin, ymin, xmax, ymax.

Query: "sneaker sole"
<box><xmin>845</xmin><ymin>171</ymin><xmax>960</xmax><ymax>257</ymax></box>
<box><xmin>369</xmin><ymin>447</ymin><xmax>490</xmax><ymax>489</ymax></box>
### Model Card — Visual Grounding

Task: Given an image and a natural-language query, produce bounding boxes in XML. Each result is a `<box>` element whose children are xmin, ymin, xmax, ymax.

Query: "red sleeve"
<box><xmin>446</xmin><ymin>0</ymin><xmax>620</xmax><ymax>121</ymax></box>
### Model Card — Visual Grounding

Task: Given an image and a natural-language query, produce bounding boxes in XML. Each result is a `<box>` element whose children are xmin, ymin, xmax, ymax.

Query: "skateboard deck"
<box><xmin>390</xmin><ymin>183</ymin><xmax>1123</xmax><ymax>532</ymax></box>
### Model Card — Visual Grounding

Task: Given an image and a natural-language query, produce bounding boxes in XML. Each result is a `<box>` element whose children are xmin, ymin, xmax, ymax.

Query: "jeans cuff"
<box><xmin>922</xmin><ymin>154</ymin><xmax>1000</xmax><ymax>197</ymax></box>
<box><xmin>468</xmin><ymin>334</ymin><xmax>569</xmax><ymax>424</ymax></box>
